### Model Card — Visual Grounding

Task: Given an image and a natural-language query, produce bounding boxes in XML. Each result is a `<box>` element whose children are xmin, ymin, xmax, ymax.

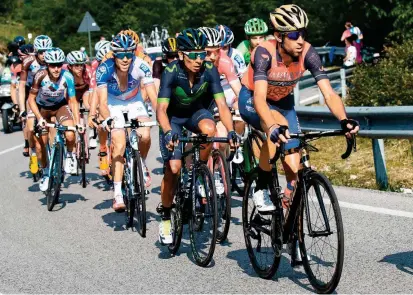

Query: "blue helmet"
<box><xmin>215</xmin><ymin>25</ymin><xmax>234</xmax><ymax>47</ymax></box>
<box><xmin>176</xmin><ymin>28</ymin><xmax>207</xmax><ymax>51</ymax></box>
<box><xmin>110</xmin><ymin>33</ymin><xmax>136</xmax><ymax>52</ymax></box>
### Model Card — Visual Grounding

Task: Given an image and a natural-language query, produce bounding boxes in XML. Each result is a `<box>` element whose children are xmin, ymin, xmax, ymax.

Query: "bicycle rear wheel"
<box><xmin>189</xmin><ymin>164</ymin><xmax>218</xmax><ymax>267</ymax></box>
<box><xmin>133</xmin><ymin>150</ymin><xmax>147</xmax><ymax>237</ymax></box>
<box><xmin>47</xmin><ymin>142</ymin><xmax>63</xmax><ymax>211</ymax></box>
<box><xmin>298</xmin><ymin>171</ymin><xmax>344</xmax><ymax>294</ymax></box>
<box><xmin>242</xmin><ymin>172</ymin><xmax>281</xmax><ymax>279</ymax></box>
<box><xmin>212</xmin><ymin>149</ymin><xmax>231</xmax><ymax>243</ymax></box>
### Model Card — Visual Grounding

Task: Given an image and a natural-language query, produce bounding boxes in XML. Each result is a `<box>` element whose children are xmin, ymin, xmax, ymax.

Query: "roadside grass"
<box><xmin>282</xmin><ymin>136</ymin><xmax>413</xmax><ymax>191</ymax></box>
<box><xmin>0</xmin><ymin>18</ymin><xmax>28</xmax><ymax>50</ymax></box>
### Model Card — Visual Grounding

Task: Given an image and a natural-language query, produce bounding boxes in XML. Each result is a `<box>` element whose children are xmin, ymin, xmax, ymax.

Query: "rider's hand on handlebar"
<box><xmin>268</xmin><ymin>125</ymin><xmax>290</xmax><ymax>147</ymax></box>
<box><xmin>227</xmin><ymin>130</ymin><xmax>240</xmax><ymax>150</ymax></box>
<box><xmin>37</xmin><ymin>117</ymin><xmax>47</xmax><ymax>129</ymax></box>
<box><xmin>88</xmin><ymin>115</ymin><xmax>98</xmax><ymax>129</ymax></box>
<box><xmin>101</xmin><ymin>117</ymin><xmax>113</xmax><ymax>132</ymax></box>
<box><xmin>76</xmin><ymin>124</ymin><xmax>85</xmax><ymax>134</ymax></box>
<box><xmin>340</xmin><ymin>119</ymin><xmax>359</xmax><ymax>138</ymax></box>
<box><xmin>164</xmin><ymin>130</ymin><xmax>178</xmax><ymax>151</ymax></box>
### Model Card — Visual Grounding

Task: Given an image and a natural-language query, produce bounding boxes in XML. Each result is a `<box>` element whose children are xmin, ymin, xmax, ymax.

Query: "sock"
<box><xmin>255</xmin><ymin>167</ymin><xmax>272</xmax><ymax>192</ymax></box>
<box><xmin>114</xmin><ymin>182</ymin><xmax>122</xmax><ymax>195</ymax></box>
<box><xmin>66</xmin><ymin>151</ymin><xmax>75</xmax><ymax>158</ymax></box>
<box><xmin>162</xmin><ymin>206</ymin><xmax>171</xmax><ymax>220</ymax></box>
<box><xmin>24</xmin><ymin>140</ymin><xmax>29</xmax><ymax>148</ymax></box>
<box><xmin>42</xmin><ymin>167</ymin><xmax>48</xmax><ymax>176</ymax></box>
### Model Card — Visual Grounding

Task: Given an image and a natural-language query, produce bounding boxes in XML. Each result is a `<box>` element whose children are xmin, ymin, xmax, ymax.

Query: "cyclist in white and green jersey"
<box><xmin>236</xmin><ymin>18</ymin><xmax>268</xmax><ymax>65</ymax></box>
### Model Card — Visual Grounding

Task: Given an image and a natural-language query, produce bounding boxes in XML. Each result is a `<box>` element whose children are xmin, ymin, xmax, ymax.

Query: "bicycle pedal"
<box><xmin>145</xmin><ymin>189</ymin><xmax>150</xmax><ymax>195</ymax></box>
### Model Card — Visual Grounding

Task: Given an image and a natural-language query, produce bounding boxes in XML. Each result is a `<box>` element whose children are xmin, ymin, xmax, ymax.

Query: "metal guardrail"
<box><xmin>296</xmin><ymin>106</ymin><xmax>413</xmax><ymax>189</ymax></box>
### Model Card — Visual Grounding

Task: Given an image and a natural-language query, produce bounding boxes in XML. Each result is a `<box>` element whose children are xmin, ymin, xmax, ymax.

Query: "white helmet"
<box><xmin>95</xmin><ymin>43</ymin><xmax>111</xmax><ymax>61</ymax></box>
<box><xmin>270</xmin><ymin>4</ymin><xmax>309</xmax><ymax>32</ymax></box>
<box><xmin>198</xmin><ymin>27</ymin><xmax>221</xmax><ymax>47</ymax></box>
<box><xmin>34</xmin><ymin>35</ymin><xmax>53</xmax><ymax>51</ymax></box>
<box><xmin>44</xmin><ymin>47</ymin><xmax>65</xmax><ymax>64</ymax></box>
<box><xmin>66</xmin><ymin>50</ymin><xmax>87</xmax><ymax>65</ymax></box>
<box><xmin>95</xmin><ymin>40</ymin><xmax>110</xmax><ymax>52</ymax></box>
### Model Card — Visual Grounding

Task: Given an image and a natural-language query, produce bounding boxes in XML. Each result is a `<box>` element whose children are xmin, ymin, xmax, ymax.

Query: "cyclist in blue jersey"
<box><xmin>28</xmin><ymin>48</ymin><xmax>82</xmax><ymax>192</ymax></box>
<box><xmin>96</xmin><ymin>33</ymin><xmax>157</xmax><ymax>212</ymax></box>
<box><xmin>156</xmin><ymin>28</ymin><xmax>238</xmax><ymax>245</ymax></box>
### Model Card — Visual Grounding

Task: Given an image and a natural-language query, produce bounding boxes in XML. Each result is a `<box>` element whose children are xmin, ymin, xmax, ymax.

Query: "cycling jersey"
<box><xmin>30</xmin><ymin>69</ymin><xmax>76</xmax><ymax>109</ymax></box>
<box><xmin>158</xmin><ymin>60</ymin><xmax>224</xmax><ymax>118</ymax></box>
<box><xmin>20</xmin><ymin>55</ymin><xmax>46</xmax><ymax>86</ymax></box>
<box><xmin>241</xmin><ymin>40</ymin><xmax>328</xmax><ymax>102</ymax></box>
<box><xmin>236</xmin><ymin>40</ymin><xmax>251</xmax><ymax>64</ymax></box>
<box><xmin>152</xmin><ymin>59</ymin><xmax>165</xmax><ymax>80</ymax></box>
<box><xmin>227</xmin><ymin>47</ymin><xmax>247</xmax><ymax>77</ymax></box>
<box><xmin>216</xmin><ymin>52</ymin><xmax>239</xmax><ymax>107</ymax></box>
<box><xmin>73</xmin><ymin>65</ymin><xmax>95</xmax><ymax>101</ymax></box>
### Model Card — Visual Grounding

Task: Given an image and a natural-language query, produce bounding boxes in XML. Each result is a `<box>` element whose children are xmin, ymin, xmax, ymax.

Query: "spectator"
<box><xmin>80</xmin><ymin>46</ymin><xmax>90</xmax><ymax>62</ymax></box>
<box><xmin>341</xmin><ymin>21</ymin><xmax>363</xmax><ymax>44</ymax></box>
<box><xmin>343</xmin><ymin>34</ymin><xmax>357</xmax><ymax>67</ymax></box>
<box><xmin>100</xmin><ymin>36</ymin><xmax>106</xmax><ymax>41</ymax></box>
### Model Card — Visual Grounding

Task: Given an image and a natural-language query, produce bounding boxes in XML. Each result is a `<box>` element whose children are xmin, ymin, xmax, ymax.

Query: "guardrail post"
<box><xmin>372</xmin><ymin>139</ymin><xmax>389</xmax><ymax>189</ymax></box>
<box><xmin>340</xmin><ymin>68</ymin><xmax>347</xmax><ymax>100</ymax></box>
<box><xmin>294</xmin><ymin>83</ymin><xmax>300</xmax><ymax>106</ymax></box>
<box><xmin>318</xmin><ymin>88</ymin><xmax>325</xmax><ymax>105</ymax></box>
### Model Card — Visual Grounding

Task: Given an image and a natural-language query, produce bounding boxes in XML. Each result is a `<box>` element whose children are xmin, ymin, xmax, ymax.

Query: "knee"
<box><xmin>139</xmin><ymin>130</ymin><xmax>151</xmax><ymax>144</ymax></box>
<box><xmin>112</xmin><ymin>141</ymin><xmax>125</xmax><ymax>155</ymax></box>
<box><xmin>168</xmin><ymin>161</ymin><xmax>181</xmax><ymax>175</ymax></box>
<box><xmin>65</xmin><ymin>131</ymin><xmax>75</xmax><ymax>143</ymax></box>
<box><xmin>201</xmin><ymin>122</ymin><xmax>216</xmax><ymax>137</ymax></box>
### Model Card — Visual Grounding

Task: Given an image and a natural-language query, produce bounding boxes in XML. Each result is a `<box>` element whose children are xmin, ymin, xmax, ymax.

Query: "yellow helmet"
<box><xmin>119</xmin><ymin>29</ymin><xmax>140</xmax><ymax>45</ymax></box>
<box><xmin>270</xmin><ymin>4</ymin><xmax>308</xmax><ymax>32</ymax></box>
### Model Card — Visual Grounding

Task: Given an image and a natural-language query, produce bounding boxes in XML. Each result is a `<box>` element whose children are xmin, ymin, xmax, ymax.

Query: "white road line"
<box><xmin>310</xmin><ymin>196</ymin><xmax>413</xmax><ymax>218</ymax></box>
<box><xmin>0</xmin><ymin>144</ymin><xmax>24</xmax><ymax>156</ymax></box>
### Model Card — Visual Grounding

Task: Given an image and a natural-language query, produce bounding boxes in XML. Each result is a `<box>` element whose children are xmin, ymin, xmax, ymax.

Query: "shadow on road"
<box><xmin>62</xmin><ymin>173</ymin><xmax>102</xmax><ymax>189</ymax></box>
<box><xmin>151</xmin><ymin>186</ymin><xmax>161</xmax><ymax>195</ymax></box>
<box><xmin>38</xmin><ymin>193</ymin><xmax>88</xmax><ymax>211</ymax></box>
<box><xmin>226</xmin><ymin>249</ymin><xmax>316</xmax><ymax>292</ymax></box>
<box><xmin>380</xmin><ymin>251</ymin><xmax>413</xmax><ymax>275</ymax></box>
<box><xmin>152</xmin><ymin>167</ymin><xmax>164</xmax><ymax>176</ymax></box>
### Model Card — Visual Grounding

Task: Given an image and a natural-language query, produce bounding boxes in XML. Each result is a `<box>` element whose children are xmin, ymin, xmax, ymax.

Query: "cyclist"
<box><xmin>239</xmin><ymin>4</ymin><xmax>359</xmax><ymax>213</ymax></box>
<box><xmin>96</xmin><ymin>33</ymin><xmax>157</xmax><ymax>212</ymax></box>
<box><xmin>153</xmin><ymin>37</ymin><xmax>178</xmax><ymax>92</ymax></box>
<box><xmin>215</xmin><ymin>25</ymin><xmax>247</xmax><ymax>77</ymax></box>
<box><xmin>27</xmin><ymin>47</ymin><xmax>82</xmax><ymax>191</ymax></box>
<box><xmin>19</xmin><ymin>35</ymin><xmax>53</xmax><ymax>177</ymax></box>
<box><xmin>199</xmin><ymin>27</ymin><xmax>242</xmax><ymax>150</ymax></box>
<box><xmin>156</xmin><ymin>28</ymin><xmax>238</xmax><ymax>244</ymax></box>
<box><xmin>236</xmin><ymin>18</ymin><xmax>268</xmax><ymax>65</ymax></box>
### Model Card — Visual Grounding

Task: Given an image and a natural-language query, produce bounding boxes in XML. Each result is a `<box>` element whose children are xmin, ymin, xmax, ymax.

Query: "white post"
<box><xmin>340</xmin><ymin>68</ymin><xmax>347</xmax><ymax>100</ymax></box>
<box><xmin>294</xmin><ymin>83</ymin><xmax>300</xmax><ymax>106</ymax></box>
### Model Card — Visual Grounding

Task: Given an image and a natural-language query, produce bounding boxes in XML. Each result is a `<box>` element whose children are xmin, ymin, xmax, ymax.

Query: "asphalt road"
<box><xmin>0</xmin><ymin>126</ymin><xmax>412</xmax><ymax>294</ymax></box>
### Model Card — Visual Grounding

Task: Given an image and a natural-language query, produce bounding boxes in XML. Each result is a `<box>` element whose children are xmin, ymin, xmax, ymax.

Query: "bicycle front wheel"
<box><xmin>47</xmin><ymin>142</ymin><xmax>63</xmax><ymax>211</ymax></box>
<box><xmin>133</xmin><ymin>150</ymin><xmax>147</xmax><ymax>238</ymax></box>
<box><xmin>79</xmin><ymin>135</ymin><xmax>87</xmax><ymax>188</ymax></box>
<box><xmin>212</xmin><ymin>149</ymin><xmax>231</xmax><ymax>243</ymax></box>
<box><xmin>189</xmin><ymin>164</ymin><xmax>218</xmax><ymax>267</ymax></box>
<box><xmin>298</xmin><ymin>171</ymin><xmax>344</xmax><ymax>294</ymax></box>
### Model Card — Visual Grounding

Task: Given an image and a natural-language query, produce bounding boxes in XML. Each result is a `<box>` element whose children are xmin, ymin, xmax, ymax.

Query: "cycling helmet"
<box><xmin>162</xmin><ymin>38</ymin><xmax>178</xmax><ymax>54</ymax></box>
<box><xmin>95</xmin><ymin>43</ymin><xmax>112</xmax><ymax>61</ymax></box>
<box><xmin>198</xmin><ymin>27</ymin><xmax>221</xmax><ymax>47</ymax></box>
<box><xmin>110</xmin><ymin>33</ymin><xmax>136</xmax><ymax>52</ymax></box>
<box><xmin>18</xmin><ymin>44</ymin><xmax>35</xmax><ymax>57</ymax></box>
<box><xmin>270</xmin><ymin>4</ymin><xmax>308</xmax><ymax>32</ymax></box>
<box><xmin>176</xmin><ymin>28</ymin><xmax>207</xmax><ymax>51</ymax></box>
<box><xmin>244</xmin><ymin>18</ymin><xmax>268</xmax><ymax>36</ymax></box>
<box><xmin>14</xmin><ymin>36</ymin><xmax>26</xmax><ymax>47</ymax></box>
<box><xmin>119</xmin><ymin>29</ymin><xmax>140</xmax><ymax>44</ymax></box>
<box><xmin>95</xmin><ymin>40</ymin><xmax>110</xmax><ymax>52</ymax></box>
<box><xmin>215</xmin><ymin>25</ymin><xmax>234</xmax><ymax>46</ymax></box>
<box><xmin>7</xmin><ymin>41</ymin><xmax>19</xmax><ymax>55</ymax></box>
<box><xmin>8</xmin><ymin>56</ymin><xmax>21</xmax><ymax>65</ymax></box>
<box><xmin>44</xmin><ymin>47</ymin><xmax>65</xmax><ymax>64</ymax></box>
<box><xmin>34</xmin><ymin>35</ymin><xmax>53</xmax><ymax>51</ymax></box>
<box><xmin>66</xmin><ymin>50</ymin><xmax>87</xmax><ymax>65</ymax></box>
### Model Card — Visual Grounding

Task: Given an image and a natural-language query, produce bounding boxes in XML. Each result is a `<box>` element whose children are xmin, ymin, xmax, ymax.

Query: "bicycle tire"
<box><xmin>212</xmin><ymin>149</ymin><xmax>231</xmax><ymax>243</ymax></box>
<box><xmin>80</xmin><ymin>135</ymin><xmax>87</xmax><ymax>188</ymax></box>
<box><xmin>298</xmin><ymin>171</ymin><xmax>344</xmax><ymax>294</ymax></box>
<box><xmin>168</xmin><ymin>180</ymin><xmax>184</xmax><ymax>255</ymax></box>
<box><xmin>242</xmin><ymin>172</ymin><xmax>281</xmax><ymax>279</ymax></box>
<box><xmin>133</xmin><ymin>150</ymin><xmax>147</xmax><ymax>237</ymax></box>
<box><xmin>47</xmin><ymin>142</ymin><xmax>63</xmax><ymax>211</ymax></box>
<box><xmin>189</xmin><ymin>164</ymin><xmax>218</xmax><ymax>267</ymax></box>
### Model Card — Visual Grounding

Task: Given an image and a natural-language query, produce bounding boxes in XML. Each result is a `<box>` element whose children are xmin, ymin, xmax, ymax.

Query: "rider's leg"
<box><xmin>215</xmin><ymin>121</ymin><xmax>228</xmax><ymax>154</ymax></box>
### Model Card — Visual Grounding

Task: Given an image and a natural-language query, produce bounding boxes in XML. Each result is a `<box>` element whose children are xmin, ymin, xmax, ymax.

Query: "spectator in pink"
<box><xmin>341</xmin><ymin>21</ymin><xmax>363</xmax><ymax>64</ymax></box>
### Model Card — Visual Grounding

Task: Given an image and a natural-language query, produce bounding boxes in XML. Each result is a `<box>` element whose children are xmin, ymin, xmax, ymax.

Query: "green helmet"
<box><xmin>244</xmin><ymin>18</ymin><xmax>268</xmax><ymax>36</ymax></box>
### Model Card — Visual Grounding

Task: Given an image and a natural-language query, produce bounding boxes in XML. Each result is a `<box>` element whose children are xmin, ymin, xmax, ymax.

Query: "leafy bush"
<box><xmin>348</xmin><ymin>39</ymin><xmax>413</xmax><ymax>106</ymax></box>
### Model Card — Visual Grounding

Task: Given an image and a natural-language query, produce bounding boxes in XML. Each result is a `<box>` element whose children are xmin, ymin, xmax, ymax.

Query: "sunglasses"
<box><xmin>183</xmin><ymin>51</ymin><xmax>207</xmax><ymax>60</ymax></box>
<box><xmin>48</xmin><ymin>63</ymin><xmax>63</xmax><ymax>68</ymax></box>
<box><xmin>283</xmin><ymin>30</ymin><xmax>307</xmax><ymax>41</ymax></box>
<box><xmin>114</xmin><ymin>51</ymin><xmax>134</xmax><ymax>59</ymax></box>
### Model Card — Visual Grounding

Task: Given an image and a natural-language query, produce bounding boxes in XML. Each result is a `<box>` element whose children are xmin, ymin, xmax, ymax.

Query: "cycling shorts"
<box><xmin>159</xmin><ymin>108</ymin><xmax>214</xmax><ymax>162</ymax></box>
<box><xmin>108</xmin><ymin>95</ymin><xmax>149</xmax><ymax>129</ymax></box>
<box><xmin>238</xmin><ymin>86</ymin><xmax>301</xmax><ymax>150</ymax></box>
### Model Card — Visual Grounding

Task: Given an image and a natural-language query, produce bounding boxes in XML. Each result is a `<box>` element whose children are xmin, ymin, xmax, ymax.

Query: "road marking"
<box><xmin>310</xmin><ymin>195</ymin><xmax>413</xmax><ymax>218</ymax></box>
<box><xmin>0</xmin><ymin>144</ymin><xmax>24</xmax><ymax>156</ymax></box>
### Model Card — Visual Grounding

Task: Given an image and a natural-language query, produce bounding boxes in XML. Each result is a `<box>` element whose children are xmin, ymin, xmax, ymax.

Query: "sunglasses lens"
<box><xmin>198</xmin><ymin>52</ymin><xmax>207</xmax><ymax>60</ymax></box>
<box><xmin>115</xmin><ymin>52</ymin><xmax>133</xmax><ymax>59</ymax></box>
<box><xmin>287</xmin><ymin>32</ymin><xmax>300</xmax><ymax>40</ymax></box>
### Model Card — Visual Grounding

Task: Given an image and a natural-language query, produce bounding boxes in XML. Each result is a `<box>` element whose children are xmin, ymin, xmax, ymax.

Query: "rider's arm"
<box><xmin>156</xmin><ymin>67</ymin><xmax>174</xmax><ymax>133</ymax></box>
<box><xmin>95</xmin><ymin>61</ymin><xmax>112</xmax><ymax>120</ymax></box>
<box><xmin>152</xmin><ymin>59</ymin><xmax>163</xmax><ymax>93</ymax></box>
<box><xmin>27</xmin><ymin>72</ymin><xmax>43</xmax><ymax>120</ymax></box>
<box><xmin>252</xmin><ymin>47</ymin><xmax>287</xmax><ymax>131</ymax></box>
<box><xmin>145</xmin><ymin>84</ymin><xmax>158</xmax><ymax>114</ymax></box>
<box><xmin>209</xmin><ymin>65</ymin><xmax>234</xmax><ymax>133</ymax></box>
<box><xmin>305</xmin><ymin>46</ymin><xmax>347</xmax><ymax>121</ymax></box>
<box><xmin>65</xmin><ymin>72</ymin><xmax>80</xmax><ymax>125</ymax></box>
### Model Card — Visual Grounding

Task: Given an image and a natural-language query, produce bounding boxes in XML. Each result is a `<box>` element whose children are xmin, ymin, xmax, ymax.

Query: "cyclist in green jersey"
<box><xmin>236</xmin><ymin>18</ymin><xmax>268</xmax><ymax>64</ymax></box>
